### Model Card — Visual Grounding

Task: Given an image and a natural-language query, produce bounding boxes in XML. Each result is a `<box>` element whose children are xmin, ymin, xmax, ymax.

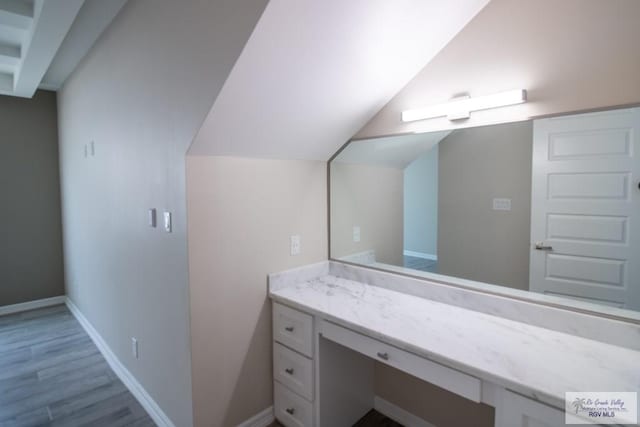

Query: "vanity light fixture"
<box><xmin>401</xmin><ymin>89</ymin><xmax>527</xmax><ymax>122</ymax></box>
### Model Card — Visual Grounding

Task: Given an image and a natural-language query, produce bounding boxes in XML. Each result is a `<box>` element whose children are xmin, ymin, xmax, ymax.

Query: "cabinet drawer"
<box><xmin>496</xmin><ymin>390</ymin><xmax>566</xmax><ymax>427</ymax></box>
<box><xmin>274</xmin><ymin>342</ymin><xmax>314</xmax><ymax>400</ymax></box>
<box><xmin>275</xmin><ymin>381</ymin><xmax>313</xmax><ymax>427</ymax></box>
<box><xmin>273</xmin><ymin>303</ymin><xmax>313</xmax><ymax>357</ymax></box>
<box><xmin>321</xmin><ymin>321</ymin><xmax>481</xmax><ymax>403</ymax></box>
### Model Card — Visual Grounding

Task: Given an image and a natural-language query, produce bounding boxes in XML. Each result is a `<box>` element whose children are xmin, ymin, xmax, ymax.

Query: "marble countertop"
<box><xmin>269</xmin><ymin>274</ymin><xmax>640</xmax><ymax>409</ymax></box>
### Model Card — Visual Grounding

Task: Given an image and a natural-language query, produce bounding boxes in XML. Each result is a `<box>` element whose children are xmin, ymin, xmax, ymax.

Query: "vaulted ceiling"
<box><xmin>0</xmin><ymin>0</ymin><xmax>126</xmax><ymax>98</ymax></box>
<box><xmin>188</xmin><ymin>0</ymin><xmax>490</xmax><ymax>160</ymax></box>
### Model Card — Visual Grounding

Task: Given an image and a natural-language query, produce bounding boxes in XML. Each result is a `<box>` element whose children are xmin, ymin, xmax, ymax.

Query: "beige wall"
<box><xmin>355</xmin><ymin>0</ymin><xmax>640</xmax><ymax>138</ymax></box>
<box><xmin>0</xmin><ymin>90</ymin><xmax>64</xmax><ymax>306</ymax></box>
<box><xmin>438</xmin><ymin>121</ymin><xmax>532</xmax><ymax>290</ymax></box>
<box><xmin>330</xmin><ymin>163</ymin><xmax>403</xmax><ymax>266</ymax></box>
<box><xmin>186</xmin><ymin>156</ymin><xmax>327</xmax><ymax>426</ymax></box>
<box><xmin>376</xmin><ymin>364</ymin><xmax>494</xmax><ymax>426</ymax></box>
<box><xmin>56</xmin><ymin>1</ymin><xmax>268</xmax><ymax>426</ymax></box>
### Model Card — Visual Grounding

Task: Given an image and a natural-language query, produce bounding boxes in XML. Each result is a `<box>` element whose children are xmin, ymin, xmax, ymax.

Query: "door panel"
<box><xmin>547</xmin><ymin>214</ymin><xmax>628</xmax><ymax>243</ymax></box>
<box><xmin>530</xmin><ymin>108</ymin><xmax>640</xmax><ymax>310</ymax></box>
<box><xmin>548</xmin><ymin>128</ymin><xmax>632</xmax><ymax>159</ymax></box>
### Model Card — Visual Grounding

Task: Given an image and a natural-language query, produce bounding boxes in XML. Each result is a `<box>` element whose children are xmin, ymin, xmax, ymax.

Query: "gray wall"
<box><xmin>438</xmin><ymin>121</ymin><xmax>532</xmax><ymax>290</ymax></box>
<box><xmin>404</xmin><ymin>145</ymin><xmax>438</xmax><ymax>256</ymax></box>
<box><xmin>0</xmin><ymin>90</ymin><xmax>64</xmax><ymax>307</ymax></box>
<box><xmin>56</xmin><ymin>1</ymin><xmax>268</xmax><ymax>426</ymax></box>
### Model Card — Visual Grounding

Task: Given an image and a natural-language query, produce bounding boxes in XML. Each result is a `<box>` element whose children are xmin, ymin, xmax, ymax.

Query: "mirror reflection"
<box><xmin>330</xmin><ymin>107</ymin><xmax>639</xmax><ymax>312</ymax></box>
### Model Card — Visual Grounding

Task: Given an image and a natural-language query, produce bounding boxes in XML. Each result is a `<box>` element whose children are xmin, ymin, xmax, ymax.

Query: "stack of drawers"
<box><xmin>272</xmin><ymin>303</ymin><xmax>315</xmax><ymax>427</ymax></box>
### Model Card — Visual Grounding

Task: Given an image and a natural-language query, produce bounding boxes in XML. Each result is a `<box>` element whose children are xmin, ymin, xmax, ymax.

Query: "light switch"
<box><xmin>493</xmin><ymin>198</ymin><xmax>512</xmax><ymax>211</ymax></box>
<box><xmin>290</xmin><ymin>235</ymin><xmax>301</xmax><ymax>256</ymax></box>
<box><xmin>163</xmin><ymin>211</ymin><xmax>172</xmax><ymax>233</ymax></box>
<box><xmin>148</xmin><ymin>209</ymin><xmax>156</xmax><ymax>227</ymax></box>
<box><xmin>131</xmin><ymin>337</ymin><xmax>139</xmax><ymax>359</ymax></box>
<box><xmin>353</xmin><ymin>226</ymin><xmax>361</xmax><ymax>242</ymax></box>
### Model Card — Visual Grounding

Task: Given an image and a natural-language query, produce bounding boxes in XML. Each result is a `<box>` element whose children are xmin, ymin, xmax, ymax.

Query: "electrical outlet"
<box><xmin>148</xmin><ymin>208</ymin><xmax>157</xmax><ymax>228</ymax></box>
<box><xmin>290</xmin><ymin>235</ymin><xmax>301</xmax><ymax>256</ymax></box>
<box><xmin>493</xmin><ymin>198</ymin><xmax>512</xmax><ymax>211</ymax></box>
<box><xmin>353</xmin><ymin>226</ymin><xmax>361</xmax><ymax>242</ymax></box>
<box><xmin>163</xmin><ymin>211</ymin><xmax>172</xmax><ymax>233</ymax></box>
<box><xmin>131</xmin><ymin>337</ymin><xmax>139</xmax><ymax>359</ymax></box>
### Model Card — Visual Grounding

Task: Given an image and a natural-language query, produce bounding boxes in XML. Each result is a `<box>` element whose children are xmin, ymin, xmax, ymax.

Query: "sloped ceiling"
<box><xmin>334</xmin><ymin>131</ymin><xmax>451</xmax><ymax>169</ymax></box>
<box><xmin>188</xmin><ymin>0</ymin><xmax>489</xmax><ymax>160</ymax></box>
<box><xmin>354</xmin><ymin>0</ymin><xmax>640</xmax><ymax>138</ymax></box>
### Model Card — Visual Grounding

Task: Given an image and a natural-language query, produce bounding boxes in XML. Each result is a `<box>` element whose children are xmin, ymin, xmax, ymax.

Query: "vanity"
<box><xmin>268</xmin><ymin>261</ymin><xmax>640</xmax><ymax>427</ymax></box>
<box><xmin>269</xmin><ymin>107</ymin><xmax>640</xmax><ymax>426</ymax></box>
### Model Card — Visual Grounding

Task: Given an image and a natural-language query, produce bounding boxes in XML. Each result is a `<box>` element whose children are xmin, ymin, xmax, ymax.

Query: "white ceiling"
<box><xmin>0</xmin><ymin>0</ymin><xmax>126</xmax><ymax>98</ymax></box>
<box><xmin>40</xmin><ymin>0</ymin><xmax>127</xmax><ymax>91</ymax></box>
<box><xmin>189</xmin><ymin>0</ymin><xmax>489</xmax><ymax>160</ymax></box>
<box><xmin>334</xmin><ymin>131</ymin><xmax>451</xmax><ymax>169</ymax></box>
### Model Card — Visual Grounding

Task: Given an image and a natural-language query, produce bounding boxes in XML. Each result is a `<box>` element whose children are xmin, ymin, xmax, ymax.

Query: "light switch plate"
<box><xmin>131</xmin><ymin>337</ymin><xmax>138</xmax><ymax>359</ymax></box>
<box><xmin>163</xmin><ymin>211</ymin><xmax>172</xmax><ymax>233</ymax></box>
<box><xmin>353</xmin><ymin>226</ymin><xmax>361</xmax><ymax>242</ymax></box>
<box><xmin>290</xmin><ymin>235</ymin><xmax>301</xmax><ymax>256</ymax></box>
<box><xmin>493</xmin><ymin>198</ymin><xmax>512</xmax><ymax>211</ymax></box>
<box><xmin>148</xmin><ymin>209</ymin><xmax>156</xmax><ymax>228</ymax></box>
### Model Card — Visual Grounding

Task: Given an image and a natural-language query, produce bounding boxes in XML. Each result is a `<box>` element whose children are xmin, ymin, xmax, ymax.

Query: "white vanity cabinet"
<box><xmin>272</xmin><ymin>303</ymin><xmax>315</xmax><ymax>427</ymax></box>
<box><xmin>269</xmin><ymin>265</ymin><xmax>639</xmax><ymax>427</ymax></box>
<box><xmin>495</xmin><ymin>390</ymin><xmax>567</xmax><ymax>427</ymax></box>
<box><xmin>271</xmin><ymin>299</ymin><xmax>609</xmax><ymax>427</ymax></box>
<box><xmin>321</xmin><ymin>321</ymin><xmax>482</xmax><ymax>403</ymax></box>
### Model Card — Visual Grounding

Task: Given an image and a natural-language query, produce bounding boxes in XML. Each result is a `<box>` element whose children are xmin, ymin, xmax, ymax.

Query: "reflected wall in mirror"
<box><xmin>330</xmin><ymin>107</ymin><xmax>640</xmax><ymax>314</ymax></box>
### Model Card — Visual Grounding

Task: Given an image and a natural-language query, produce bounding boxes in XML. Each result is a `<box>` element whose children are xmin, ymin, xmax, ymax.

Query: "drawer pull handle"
<box><xmin>285</xmin><ymin>368</ymin><xmax>294</xmax><ymax>375</ymax></box>
<box><xmin>284</xmin><ymin>326</ymin><xmax>295</xmax><ymax>332</ymax></box>
<box><xmin>377</xmin><ymin>352</ymin><xmax>389</xmax><ymax>361</ymax></box>
<box><xmin>286</xmin><ymin>407</ymin><xmax>295</xmax><ymax>415</ymax></box>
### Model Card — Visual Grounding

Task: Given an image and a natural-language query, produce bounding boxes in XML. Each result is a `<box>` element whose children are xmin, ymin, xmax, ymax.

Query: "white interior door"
<box><xmin>530</xmin><ymin>107</ymin><xmax>640</xmax><ymax>310</ymax></box>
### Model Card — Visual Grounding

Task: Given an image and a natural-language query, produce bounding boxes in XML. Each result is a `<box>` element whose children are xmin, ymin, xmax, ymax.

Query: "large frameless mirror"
<box><xmin>330</xmin><ymin>107</ymin><xmax>640</xmax><ymax>320</ymax></box>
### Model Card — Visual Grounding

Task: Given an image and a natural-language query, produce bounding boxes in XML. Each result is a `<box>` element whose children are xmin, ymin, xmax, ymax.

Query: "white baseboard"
<box><xmin>236</xmin><ymin>406</ymin><xmax>274</xmax><ymax>427</ymax></box>
<box><xmin>65</xmin><ymin>298</ymin><xmax>176</xmax><ymax>427</ymax></box>
<box><xmin>0</xmin><ymin>295</ymin><xmax>66</xmax><ymax>316</ymax></box>
<box><xmin>374</xmin><ymin>396</ymin><xmax>435</xmax><ymax>427</ymax></box>
<box><xmin>403</xmin><ymin>250</ymin><xmax>437</xmax><ymax>261</ymax></box>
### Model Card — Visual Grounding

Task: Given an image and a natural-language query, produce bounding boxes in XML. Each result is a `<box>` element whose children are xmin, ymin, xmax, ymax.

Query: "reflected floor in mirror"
<box><xmin>403</xmin><ymin>255</ymin><xmax>438</xmax><ymax>273</ymax></box>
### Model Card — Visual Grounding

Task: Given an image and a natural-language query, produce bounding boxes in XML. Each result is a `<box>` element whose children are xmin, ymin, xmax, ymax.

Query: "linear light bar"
<box><xmin>401</xmin><ymin>89</ymin><xmax>527</xmax><ymax>122</ymax></box>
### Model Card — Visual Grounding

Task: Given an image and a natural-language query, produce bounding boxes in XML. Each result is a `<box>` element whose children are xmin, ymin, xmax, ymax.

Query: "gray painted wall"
<box><xmin>56</xmin><ymin>1</ymin><xmax>268</xmax><ymax>426</ymax></box>
<box><xmin>0</xmin><ymin>90</ymin><xmax>64</xmax><ymax>307</ymax></box>
<box><xmin>438</xmin><ymin>121</ymin><xmax>532</xmax><ymax>290</ymax></box>
<box><xmin>404</xmin><ymin>145</ymin><xmax>438</xmax><ymax>256</ymax></box>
